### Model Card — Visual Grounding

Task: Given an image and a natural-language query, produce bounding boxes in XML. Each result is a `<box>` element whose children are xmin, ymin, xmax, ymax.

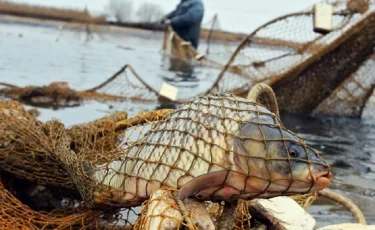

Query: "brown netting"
<box><xmin>134</xmin><ymin>189</ymin><xmax>251</xmax><ymax>230</ymax></box>
<box><xmin>233</xmin><ymin>200</ymin><xmax>252</xmax><ymax>229</ymax></box>
<box><xmin>60</xmin><ymin>91</ymin><xmax>330</xmax><ymax>209</ymax></box>
<box><xmin>206</xmin><ymin>0</ymin><xmax>375</xmax><ymax>117</ymax></box>
<box><xmin>82</xmin><ymin>64</ymin><xmax>162</xmax><ymax>103</ymax></box>
<box><xmin>0</xmin><ymin>82</ymin><xmax>333</xmax><ymax>228</ymax></box>
<box><xmin>133</xmin><ymin>189</ymin><xmax>318</xmax><ymax>229</ymax></box>
<box><xmin>0</xmin><ymin>82</ymin><xmax>83</xmax><ymax>109</ymax></box>
<box><xmin>162</xmin><ymin>26</ymin><xmax>201</xmax><ymax>61</ymax></box>
<box><xmin>0</xmin><ymin>178</ymin><xmax>103</xmax><ymax>230</ymax></box>
<box><xmin>162</xmin><ymin>15</ymin><xmax>240</xmax><ymax>64</ymax></box>
<box><xmin>133</xmin><ymin>189</ymin><xmax>190</xmax><ymax>230</ymax></box>
<box><xmin>0</xmin><ymin>173</ymin><xmax>141</xmax><ymax>229</ymax></box>
<box><xmin>0</xmin><ymin>64</ymin><xmax>162</xmax><ymax>109</ymax></box>
<box><xmin>0</xmin><ymin>101</ymin><xmax>75</xmax><ymax>193</ymax></box>
<box><xmin>201</xmin><ymin>14</ymin><xmax>242</xmax><ymax>60</ymax></box>
<box><xmin>313</xmin><ymin>52</ymin><xmax>375</xmax><ymax>117</ymax></box>
<box><xmin>0</xmin><ymin>101</ymin><xmax>175</xmax><ymax>229</ymax></box>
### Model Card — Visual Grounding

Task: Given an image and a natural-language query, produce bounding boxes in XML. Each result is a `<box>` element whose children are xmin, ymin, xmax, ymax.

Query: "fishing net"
<box><xmin>0</xmin><ymin>82</ymin><xmax>83</xmax><ymax>109</ymax></box>
<box><xmin>0</xmin><ymin>64</ymin><xmax>162</xmax><ymax>109</ymax></box>
<box><xmin>209</xmin><ymin>0</ymin><xmax>375</xmax><ymax>117</ymax></box>
<box><xmin>313</xmin><ymin>52</ymin><xmax>375</xmax><ymax>117</ymax></box>
<box><xmin>0</xmin><ymin>82</ymin><xmax>333</xmax><ymax>229</ymax></box>
<box><xmin>162</xmin><ymin>26</ymin><xmax>201</xmax><ymax>61</ymax></box>
<box><xmin>0</xmin><ymin>101</ymin><xmax>75</xmax><ymax>193</ymax></box>
<box><xmin>58</xmin><ymin>90</ymin><xmax>330</xmax><ymax>211</ymax></box>
<box><xmin>2</xmin><ymin>0</ymin><xmax>374</xmax><ymax>117</ymax></box>
<box><xmin>133</xmin><ymin>190</ymin><xmax>315</xmax><ymax>229</ymax></box>
<box><xmin>82</xmin><ymin>64</ymin><xmax>161</xmax><ymax>103</ymax></box>
<box><xmin>133</xmin><ymin>188</ymin><xmax>190</xmax><ymax>230</ymax></box>
<box><xmin>134</xmin><ymin>188</ymin><xmax>252</xmax><ymax>230</ymax></box>
<box><xmin>0</xmin><ymin>177</ymin><xmax>103</xmax><ymax>230</ymax></box>
<box><xmin>0</xmin><ymin>100</ymin><xmax>174</xmax><ymax>229</ymax></box>
<box><xmin>0</xmin><ymin>173</ymin><xmax>141</xmax><ymax>229</ymax></box>
<box><xmin>162</xmin><ymin>14</ymin><xmax>240</xmax><ymax>64</ymax></box>
<box><xmin>201</xmin><ymin>14</ymin><xmax>242</xmax><ymax>60</ymax></box>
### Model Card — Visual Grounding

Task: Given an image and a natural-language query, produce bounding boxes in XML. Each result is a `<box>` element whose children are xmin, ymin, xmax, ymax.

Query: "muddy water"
<box><xmin>1</xmin><ymin>18</ymin><xmax>375</xmax><ymax>227</ymax></box>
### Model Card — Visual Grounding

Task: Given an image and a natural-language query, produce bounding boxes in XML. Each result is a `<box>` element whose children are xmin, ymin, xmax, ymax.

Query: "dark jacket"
<box><xmin>166</xmin><ymin>0</ymin><xmax>204</xmax><ymax>49</ymax></box>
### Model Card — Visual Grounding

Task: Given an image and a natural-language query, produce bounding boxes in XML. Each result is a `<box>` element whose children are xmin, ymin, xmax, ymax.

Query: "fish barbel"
<box><xmin>92</xmin><ymin>94</ymin><xmax>331</xmax><ymax>207</ymax></box>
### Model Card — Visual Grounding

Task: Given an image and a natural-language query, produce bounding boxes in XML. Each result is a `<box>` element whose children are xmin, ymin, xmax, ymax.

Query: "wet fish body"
<box><xmin>92</xmin><ymin>94</ymin><xmax>331</xmax><ymax>206</ymax></box>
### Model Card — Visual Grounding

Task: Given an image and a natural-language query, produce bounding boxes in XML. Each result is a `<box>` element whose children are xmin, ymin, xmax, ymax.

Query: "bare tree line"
<box><xmin>106</xmin><ymin>0</ymin><xmax>164</xmax><ymax>23</ymax></box>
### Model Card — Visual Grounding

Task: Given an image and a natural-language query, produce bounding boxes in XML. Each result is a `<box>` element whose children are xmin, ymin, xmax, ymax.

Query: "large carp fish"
<box><xmin>91</xmin><ymin>94</ymin><xmax>331</xmax><ymax>207</ymax></box>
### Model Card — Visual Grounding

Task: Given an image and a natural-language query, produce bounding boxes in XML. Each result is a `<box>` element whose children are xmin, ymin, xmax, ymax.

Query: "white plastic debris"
<box><xmin>250</xmin><ymin>196</ymin><xmax>316</xmax><ymax>230</ymax></box>
<box><xmin>159</xmin><ymin>82</ymin><xmax>178</xmax><ymax>101</ymax></box>
<box><xmin>313</xmin><ymin>3</ymin><xmax>333</xmax><ymax>34</ymax></box>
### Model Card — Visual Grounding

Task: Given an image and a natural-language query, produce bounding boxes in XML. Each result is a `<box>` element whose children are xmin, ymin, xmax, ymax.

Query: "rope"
<box><xmin>319</xmin><ymin>189</ymin><xmax>367</xmax><ymax>225</ymax></box>
<box><xmin>247</xmin><ymin>83</ymin><xmax>280</xmax><ymax>117</ymax></box>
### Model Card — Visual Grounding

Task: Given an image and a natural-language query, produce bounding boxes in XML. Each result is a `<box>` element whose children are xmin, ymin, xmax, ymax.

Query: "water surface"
<box><xmin>1</xmin><ymin>18</ymin><xmax>374</xmax><ymax>227</ymax></box>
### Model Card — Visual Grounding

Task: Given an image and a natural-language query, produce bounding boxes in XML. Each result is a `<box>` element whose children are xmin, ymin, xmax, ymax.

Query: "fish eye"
<box><xmin>288</xmin><ymin>144</ymin><xmax>300</xmax><ymax>158</ymax></box>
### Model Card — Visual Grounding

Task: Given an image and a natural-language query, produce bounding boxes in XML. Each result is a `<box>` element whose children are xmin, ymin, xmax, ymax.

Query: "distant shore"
<box><xmin>0</xmin><ymin>1</ymin><xmax>247</xmax><ymax>42</ymax></box>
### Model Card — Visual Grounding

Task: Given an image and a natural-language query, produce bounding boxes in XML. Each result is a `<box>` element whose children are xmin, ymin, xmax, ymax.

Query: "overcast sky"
<box><xmin>12</xmin><ymin>0</ymin><xmax>318</xmax><ymax>32</ymax></box>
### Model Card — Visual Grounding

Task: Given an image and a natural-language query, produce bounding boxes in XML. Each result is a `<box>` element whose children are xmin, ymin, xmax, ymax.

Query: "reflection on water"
<box><xmin>1</xmin><ymin>18</ymin><xmax>375</xmax><ymax>227</ymax></box>
<box><xmin>164</xmin><ymin>57</ymin><xmax>198</xmax><ymax>84</ymax></box>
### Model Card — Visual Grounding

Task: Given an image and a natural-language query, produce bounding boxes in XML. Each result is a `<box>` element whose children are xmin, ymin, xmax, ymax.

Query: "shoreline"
<box><xmin>0</xmin><ymin>1</ymin><xmax>247</xmax><ymax>42</ymax></box>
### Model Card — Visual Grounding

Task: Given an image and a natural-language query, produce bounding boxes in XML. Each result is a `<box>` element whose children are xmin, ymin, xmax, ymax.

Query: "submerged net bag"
<box><xmin>206</xmin><ymin>0</ymin><xmax>375</xmax><ymax>117</ymax></box>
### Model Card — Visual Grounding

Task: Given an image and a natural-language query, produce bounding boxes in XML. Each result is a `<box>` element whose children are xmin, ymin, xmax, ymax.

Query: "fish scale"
<box><xmin>94</xmin><ymin>96</ymin><xmax>250</xmax><ymax>184</ymax></box>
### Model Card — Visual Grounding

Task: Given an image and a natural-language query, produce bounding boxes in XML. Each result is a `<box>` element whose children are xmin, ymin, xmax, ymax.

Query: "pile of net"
<box><xmin>0</xmin><ymin>100</ymin><xmax>145</xmax><ymax>229</ymax></box>
<box><xmin>0</xmin><ymin>64</ymin><xmax>160</xmax><ymax>109</ymax></box>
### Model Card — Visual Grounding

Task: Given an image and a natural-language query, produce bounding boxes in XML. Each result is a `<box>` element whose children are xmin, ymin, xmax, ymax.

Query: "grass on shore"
<box><xmin>0</xmin><ymin>1</ymin><xmax>246</xmax><ymax>42</ymax></box>
<box><xmin>0</xmin><ymin>1</ymin><xmax>106</xmax><ymax>23</ymax></box>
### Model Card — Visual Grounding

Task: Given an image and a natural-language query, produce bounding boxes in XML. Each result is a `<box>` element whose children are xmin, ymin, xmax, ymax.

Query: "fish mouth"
<box><xmin>307</xmin><ymin>170</ymin><xmax>332</xmax><ymax>190</ymax></box>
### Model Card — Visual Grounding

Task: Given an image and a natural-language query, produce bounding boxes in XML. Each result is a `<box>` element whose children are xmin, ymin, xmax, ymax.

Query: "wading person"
<box><xmin>161</xmin><ymin>0</ymin><xmax>204</xmax><ymax>49</ymax></box>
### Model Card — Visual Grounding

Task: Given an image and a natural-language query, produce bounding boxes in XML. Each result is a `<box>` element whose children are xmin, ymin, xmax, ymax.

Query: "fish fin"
<box><xmin>177</xmin><ymin>171</ymin><xmax>227</xmax><ymax>200</ymax></box>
